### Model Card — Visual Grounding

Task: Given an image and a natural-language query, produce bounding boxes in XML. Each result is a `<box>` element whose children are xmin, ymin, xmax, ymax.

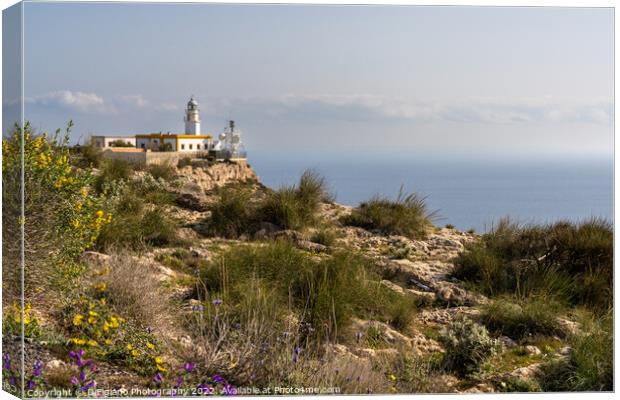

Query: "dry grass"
<box><xmin>98</xmin><ymin>253</ymin><xmax>175</xmax><ymax>335</ymax></box>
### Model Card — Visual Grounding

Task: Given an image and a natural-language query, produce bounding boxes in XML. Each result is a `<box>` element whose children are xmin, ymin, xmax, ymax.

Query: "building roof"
<box><xmin>135</xmin><ymin>133</ymin><xmax>212</xmax><ymax>139</ymax></box>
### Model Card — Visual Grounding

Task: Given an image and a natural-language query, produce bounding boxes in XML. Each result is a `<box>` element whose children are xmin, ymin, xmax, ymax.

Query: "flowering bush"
<box><xmin>2</xmin><ymin>122</ymin><xmax>111</xmax><ymax>302</ymax></box>
<box><xmin>2</xmin><ymin>302</ymin><xmax>40</xmax><ymax>338</ymax></box>
<box><xmin>63</xmin><ymin>266</ymin><xmax>165</xmax><ymax>377</ymax></box>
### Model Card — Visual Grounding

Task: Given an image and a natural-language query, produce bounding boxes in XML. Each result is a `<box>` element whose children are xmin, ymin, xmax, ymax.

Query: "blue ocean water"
<box><xmin>250</xmin><ymin>155</ymin><xmax>613</xmax><ymax>232</ymax></box>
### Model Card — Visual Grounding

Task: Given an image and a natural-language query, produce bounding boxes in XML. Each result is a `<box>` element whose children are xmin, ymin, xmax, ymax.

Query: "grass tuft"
<box><xmin>341</xmin><ymin>186</ymin><xmax>436</xmax><ymax>239</ymax></box>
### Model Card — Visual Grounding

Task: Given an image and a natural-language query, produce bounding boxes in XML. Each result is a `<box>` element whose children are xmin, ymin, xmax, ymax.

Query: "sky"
<box><xmin>3</xmin><ymin>2</ymin><xmax>614</xmax><ymax>161</ymax></box>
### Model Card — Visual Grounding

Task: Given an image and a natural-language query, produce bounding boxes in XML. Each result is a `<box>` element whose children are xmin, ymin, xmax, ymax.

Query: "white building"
<box><xmin>91</xmin><ymin>135</ymin><xmax>136</xmax><ymax>148</ymax></box>
<box><xmin>91</xmin><ymin>96</ymin><xmax>246</xmax><ymax>160</ymax></box>
<box><xmin>135</xmin><ymin>97</ymin><xmax>213</xmax><ymax>152</ymax></box>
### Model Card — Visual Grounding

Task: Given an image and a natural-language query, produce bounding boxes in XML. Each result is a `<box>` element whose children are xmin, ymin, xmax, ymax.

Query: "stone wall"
<box><xmin>102</xmin><ymin>150</ymin><xmax>180</xmax><ymax>166</ymax></box>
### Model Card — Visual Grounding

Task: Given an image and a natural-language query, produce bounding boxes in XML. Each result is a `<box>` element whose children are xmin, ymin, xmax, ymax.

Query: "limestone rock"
<box><xmin>381</xmin><ymin>280</ymin><xmax>405</xmax><ymax>295</ymax></box>
<box><xmin>524</xmin><ymin>345</ymin><xmax>542</xmax><ymax>356</ymax></box>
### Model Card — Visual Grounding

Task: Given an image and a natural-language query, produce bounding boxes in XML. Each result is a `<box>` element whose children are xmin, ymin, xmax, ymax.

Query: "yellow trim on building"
<box><xmin>135</xmin><ymin>133</ymin><xmax>212</xmax><ymax>139</ymax></box>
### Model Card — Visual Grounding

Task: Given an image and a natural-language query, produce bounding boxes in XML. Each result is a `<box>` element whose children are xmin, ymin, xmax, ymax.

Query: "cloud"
<box><xmin>198</xmin><ymin>94</ymin><xmax>612</xmax><ymax>126</ymax></box>
<box><xmin>117</xmin><ymin>94</ymin><xmax>149</xmax><ymax>108</ymax></box>
<box><xmin>26</xmin><ymin>90</ymin><xmax>112</xmax><ymax>113</ymax></box>
<box><xmin>21</xmin><ymin>91</ymin><xmax>613</xmax><ymax>126</ymax></box>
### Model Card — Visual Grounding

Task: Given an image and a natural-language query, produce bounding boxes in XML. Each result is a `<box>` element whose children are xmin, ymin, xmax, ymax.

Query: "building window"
<box><xmin>154</xmin><ymin>139</ymin><xmax>158</xmax><ymax>144</ymax></box>
<box><xmin>141</xmin><ymin>143</ymin><xmax>145</xmax><ymax>149</ymax></box>
<box><xmin>181</xmin><ymin>144</ymin><xmax>185</xmax><ymax>150</ymax></box>
<box><xmin>189</xmin><ymin>144</ymin><xmax>193</xmax><ymax>150</ymax></box>
<box><xmin>197</xmin><ymin>144</ymin><xmax>201</xmax><ymax>150</ymax></box>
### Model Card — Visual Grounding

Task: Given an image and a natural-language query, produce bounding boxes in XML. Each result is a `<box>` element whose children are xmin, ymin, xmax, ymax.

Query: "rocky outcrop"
<box><xmin>176</xmin><ymin>161</ymin><xmax>259</xmax><ymax>193</ymax></box>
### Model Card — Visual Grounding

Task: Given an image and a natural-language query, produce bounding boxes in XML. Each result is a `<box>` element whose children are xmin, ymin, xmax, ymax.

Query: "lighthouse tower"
<box><xmin>184</xmin><ymin>96</ymin><xmax>201</xmax><ymax>135</ymax></box>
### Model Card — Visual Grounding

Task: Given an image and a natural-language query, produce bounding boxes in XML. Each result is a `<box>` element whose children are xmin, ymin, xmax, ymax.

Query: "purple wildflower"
<box><xmin>27</xmin><ymin>380</ymin><xmax>35</xmax><ymax>390</ymax></box>
<box><xmin>71</xmin><ymin>376</ymin><xmax>79</xmax><ymax>385</ymax></box>
<box><xmin>3</xmin><ymin>353</ymin><xmax>11</xmax><ymax>370</ymax></box>
<box><xmin>34</xmin><ymin>360</ymin><xmax>43</xmax><ymax>370</ymax></box>
<box><xmin>80</xmin><ymin>371</ymin><xmax>86</xmax><ymax>381</ymax></box>
<box><xmin>292</xmin><ymin>346</ymin><xmax>301</xmax><ymax>363</ymax></box>
<box><xmin>212</xmin><ymin>374</ymin><xmax>226</xmax><ymax>384</ymax></box>
<box><xmin>9</xmin><ymin>376</ymin><xmax>16</xmax><ymax>386</ymax></box>
<box><xmin>69</xmin><ymin>350</ymin><xmax>77</xmax><ymax>359</ymax></box>
<box><xmin>176</xmin><ymin>376</ymin><xmax>184</xmax><ymax>387</ymax></box>
<box><xmin>153</xmin><ymin>372</ymin><xmax>163</xmax><ymax>383</ymax></box>
<box><xmin>212</xmin><ymin>299</ymin><xmax>223</xmax><ymax>306</ymax></box>
<box><xmin>183</xmin><ymin>362</ymin><xmax>195</xmax><ymax>373</ymax></box>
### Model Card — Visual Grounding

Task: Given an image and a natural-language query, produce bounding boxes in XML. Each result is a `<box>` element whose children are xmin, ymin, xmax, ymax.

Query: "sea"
<box><xmin>250</xmin><ymin>154</ymin><xmax>613</xmax><ymax>232</ymax></box>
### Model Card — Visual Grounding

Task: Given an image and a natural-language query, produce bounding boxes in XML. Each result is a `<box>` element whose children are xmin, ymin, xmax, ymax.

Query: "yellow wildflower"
<box><xmin>71</xmin><ymin>219</ymin><xmax>81</xmax><ymax>229</ymax></box>
<box><xmin>96</xmin><ymin>210</ymin><xmax>104</xmax><ymax>218</ymax></box>
<box><xmin>94</xmin><ymin>282</ymin><xmax>106</xmax><ymax>291</ymax></box>
<box><xmin>109</xmin><ymin>316</ymin><xmax>119</xmax><ymax>328</ymax></box>
<box><xmin>88</xmin><ymin>315</ymin><xmax>97</xmax><ymax>325</ymax></box>
<box><xmin>388</xmin><ymin>374</ymin><xmax>397</xmax><ymax>382</ymax></box>
<box><xmin>146</xmin><ymin>342</ymin><xmax>155</xmax><ymax>350</ymax></box>
<box><xmin>126</xmin><ymin>344</ymin><xmax>133</xmax><ymax>351</ymax></box>
<box><xmin>156</xmin><ymin>365</ymin><xmax>167</xmax><ymax>372</ymax></box>
<box><xmin>73</xmin><ymin>314</ymin><xmax>84</xmax><ymax>326</ymax></box>
<box><xmin>131</xmin><ymin>350</ymin><xmax>139</xmax><ymax>357</ymax></box>
<box><xmin>88</xmin><ymin>339</ymin><xmax>98</xmax><ymax>347</ymax></box>
<box><xmin>88</xmin><ymin>310</ymin><xmax>99</xmax><ymax>317</ymax></box>
<box><xmin>80</xmin><ymin>187</ymin><xmax>88</xmax><ymax>197</ymax></box>
<box><xmin>104</xmin><ymin>339</ymin><xmax>112</xmax><ymax>345</ymax></box>
<box><xmin>154</xmin><ymin>356</ymin><xmax>163</xmax><ymax>365</ymax></box>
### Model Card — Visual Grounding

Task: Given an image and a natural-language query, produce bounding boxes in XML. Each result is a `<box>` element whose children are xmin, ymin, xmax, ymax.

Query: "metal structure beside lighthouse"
<box><xmin>184</xmin><ymin>96</ymin><xmax>201</xmax><ymax>135</ymax></box>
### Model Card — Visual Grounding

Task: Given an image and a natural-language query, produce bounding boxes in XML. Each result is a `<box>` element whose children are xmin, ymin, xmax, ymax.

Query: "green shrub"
<box><xmin>94</xmin><ymin>158</ymin><xmax>133</xmax><ymax>192</ymax></box>
<box><xmin>177</xmin><ymin>157</ymin><xmax>193</xmax><ymax>168</ymax></box>
<box><xmin>341</xmin><ymin>186</ymin><xmax>435</xmax><ymax>239</ymax></box>
<box><xmin>453</xmin><ymin>218</ymin><xmax>612</xmax><ymax>311</ymax></box>
<box><xmin>206</xmin><ymin>186</ymin><xmax>257</xmax><ymax>238</ymax></box>
<box><xmin>481</xmin><ymin>298</ymin><xmax>564</xmax><ymax>340</ymax></box>
<box><xmin>70</xmin><ymin>142</ymin><xmax>103</xmax><ymax>168</ymax></box>
<box><xmin>438</xmin><ymin>317</ymin><xmax>499</xmax><ymax>377</ymax></box>
<box><xmin>497</xmin><ymin>377</ymin><xmax>541</xmax><ymax>392</ymax></box>
<box><xmin>538</xmin><ymin>313</ymin><xmax>612</xmax><ymax>391</ymax></box>
<box><xmin>198</xmin><ymin>241</ymin><xmax>411</xmax><ymax>342</ymax></box>
<box><xmin>260</xmin><ymin>169</ymin><xmax>332</xmax><ymax>231</ymax></box>
<box><xmin>109</xmin><ymin>139</ymin><xmax>134</xmax><ymax>148</ymax></box>
<box><xmin>310</xmin><ymin>228</ymin><xmax>338</xmax><ymax>247</ymax></box>
<box><xmin>146</xmin><ymin>163</ymin><xmax>175</xmax><ymax>181</ymax></box>
<box><xmin>96</xmin><ymin>187</ymin><xmax>181</xmax><ymax>250</ymax></box>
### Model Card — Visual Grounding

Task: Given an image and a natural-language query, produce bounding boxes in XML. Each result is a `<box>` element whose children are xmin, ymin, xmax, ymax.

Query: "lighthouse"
<box><xmin>184</xmin><ymin>96</ymin><xmax>201</xmax><ymax>135</ymax></box>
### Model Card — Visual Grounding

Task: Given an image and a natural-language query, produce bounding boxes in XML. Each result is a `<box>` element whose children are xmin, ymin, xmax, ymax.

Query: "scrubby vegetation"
<box><xmin>197</xmin><ymin>240</ymin><xmax>416</xmax><ymax>342</ymax></box>
<box><xmin>538</xmin><ymin>313</ymin><xmax>613</xmax><ymax>391</ymax></box>
<box><xmin>205</xmin><ymin>169</ymin><xmax>332</xmax><ymax>237</ymax></box>
<box><xmin>480</xmin><ymin>298</ymin><xmax>564</xmax><ymax>340</ymax></box>
<box><xmin>438</xmin><ymin>317</ymin><xmax>499</xmax><ymax>377</ymax></box>
<box><xmin>341</xmin><ymin>186</ymin><xmax>436</xmax><ymax>239</ymax></box>
<box><xmin>2</xmin><ymin>121</ymin><xmax>612</xmax><ymax>395</ymax></box>
<box><xmin>453</xmin><ymin>218</ymin><xmax>612</xmax><ymax>311</ymax></box>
